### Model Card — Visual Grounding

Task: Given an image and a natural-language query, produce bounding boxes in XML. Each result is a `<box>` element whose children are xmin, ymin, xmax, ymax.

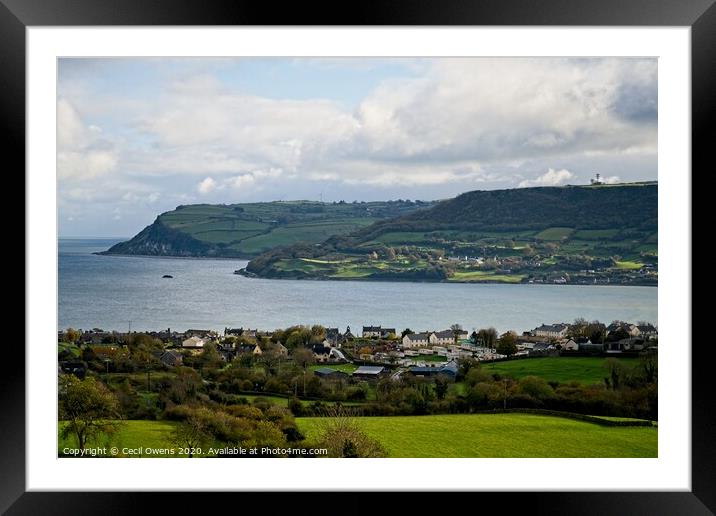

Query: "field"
<box><xmin>614</xmin><ymin>260</ymin><xmax>644</xmax><ymax>270</ymax></box>
<box><xmin>107</xmin><ymin>200</ymin><xmax>437</xmax><ymax>258</ymax></box>
<box><xmin>535</xmin><ymin>227</ymin><xmax>574</xmax><ymax>241</ymax></box>
<box><xmin>297</xmin><ymin>413</ymin><xmax>657</xmax><ymax>457</ymax></box>
<box><xmin>59</xmin><ymin>413</ymin><xmax>657</xmax><ymax>458</ymax></box>
<box><xmin>448</xmin><ymin>270</ymin><xmax>526</xmax><ymax>283</ymax></box>
<box><xmin>482</xmin><ymin>357</ymin><xmax>636</xmax><ymax>385</ymax></box>
<box><xmin>59</xmin><ymin>420</ymin><xmax>181</xmax><ymax>457</ymax></box>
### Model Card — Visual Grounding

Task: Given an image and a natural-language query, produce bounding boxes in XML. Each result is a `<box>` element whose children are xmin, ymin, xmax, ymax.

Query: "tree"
<box><xmin>401</xmin><ymin>328</ymin><xmax>414</xmax><ymax>338</ymax></box>
<box><xmin>569</xmin><ymin>317</ymin><xmax>589</xmax><ymax>339</ymax></box>
<box><xmin>496</xmin><ymin>331</ymin><xmax>518</xmax><ymax>357</ymax></box>
<box><xmin>59</xmin><ymin>376</ymin><xmax>120</xmax><ymax>452</ymax></box>
<box><xmin>605</xmin><ymin>358</ymin><xmax>623</xmax><ymax>389</ymax></box>
<box><xmin>317</xmin><ymin>415</ymin><xmax>387</xmax><ymax>457</ymax></box>
<box><xmin>310</xmin><ymin>324</ymin><xmax>326</xmax><ymax>343</ymax></box>
<box><xmin>450</xmin><ymin>323</ymin><xmax>463</xmax><ymax>346</ymax></box>
<box><xmin>477</xmin><ymin>328</ymin><xmax>498</xmax><ymax>349</ymax></box>
<box><xmin>171</xmin><ymin>414</ymin><xmax>210</xmax><ymax>458</ymax></box>
<box><xmin>639</xmin><ymin>353</ymin><xmax>658</xmax><ymax>384</ymax></box>
<box><xmin>198</xmin><ymin>342</ymin><xmax>223</xmax><ymax>370</ymax></box>
<box><xmin>434</xmin><ymin>377</ymin><xmax>449</xmax><ymax>400</ymax></box>
<box><xmin>65</xmin><ymin>327</ymin><xmax>81</xmax><ymax>344</ymax></box>
<box><xmin>292</xmin><ymin>347</ymin><xmax>315</xmax><ymax>370</ymax></box>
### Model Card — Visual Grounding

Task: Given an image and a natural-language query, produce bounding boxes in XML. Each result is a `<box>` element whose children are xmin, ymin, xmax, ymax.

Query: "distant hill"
<box><xmin>245</xmin><ymin>183</ymin><xmax>658</xmax><ymax>286</ymax></box>
<box><xmin>99</xmin><ymin>200</ymin><xmax>436</xmax><ymax>258</ymax></box>
<box><xmin>339</xmin><ymin>182</ymin><xmax>657</xmax><ymax>243</ymax></box>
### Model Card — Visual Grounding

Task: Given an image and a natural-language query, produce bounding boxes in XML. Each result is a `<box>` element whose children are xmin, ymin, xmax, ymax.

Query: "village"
<box><xmin>59</xmin><ymin>319</ymin><xmax>658</xmax><ymax>384</ymax></box>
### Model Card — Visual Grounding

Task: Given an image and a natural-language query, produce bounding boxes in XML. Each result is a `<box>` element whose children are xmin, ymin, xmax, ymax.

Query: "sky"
<box><xmin>57</xmin><ymin>57</ymin><xmax>657</xmax><ymax>237</ymax></box>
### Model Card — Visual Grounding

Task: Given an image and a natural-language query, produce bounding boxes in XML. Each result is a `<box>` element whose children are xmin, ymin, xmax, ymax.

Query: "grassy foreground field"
<box><xmin>59</xmin><ymin>414</ymin><xmax>656</xmax><ymax>458</ymax></box>
<box><xmin>297</xmin><ymin>413</ymin><xmax>657</xmax><ymax>458</ymax></box>
<box><xmin>482</xmin><ymin>357</ymin><xmax>636</xmax><ymax>385</ymax></box>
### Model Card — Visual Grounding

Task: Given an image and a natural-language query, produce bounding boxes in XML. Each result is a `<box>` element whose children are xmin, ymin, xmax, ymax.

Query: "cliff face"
<box><xmin>99</xmin><ymin>219</ymin><xmax>218</xmax><ymax>257</ymax></box>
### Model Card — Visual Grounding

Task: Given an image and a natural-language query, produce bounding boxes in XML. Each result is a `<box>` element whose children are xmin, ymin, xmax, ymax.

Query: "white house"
<box><xmin>433</xmin><ymin>329</ymin><xmax>469</xmax><ymax>345</ymax></box>
<box><xmin>562</xmin><ymin>339</ymin><xmax>579</xmax><ymax>351</ymax></box>
<box><xmin>402</xmin><ymin>332</ymin><xmax>432</xmax><ymax>348</ymax></box>
<box><xmin>182</xmin><ymin>336</ymin><xmax>206</xmax><ymax>348</ymax></box>
<box><xmin>532</xmin><ymin>323</ymin><xmax>570</xmax><ymax>339</ymax></box>
<box><xmin>362</xmin><ymin>326</ymin><xmax>383</xmax><ymax>338</ymax></box>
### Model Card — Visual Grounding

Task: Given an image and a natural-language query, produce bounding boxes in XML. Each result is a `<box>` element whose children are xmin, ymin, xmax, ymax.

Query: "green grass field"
<box><xmin>59</xmin><ymin>420</ymin><xmax>181</xmax><ymax>457</ymax></box>
<box><xmin>614</xmin><ymin>260</ymin><xmax>644</xmax><ymax>270</ymax></box>
<box><xmin>482</xmin><ymin>357</ymin><xmax>635</xmax><ymax>385</ymax></box>
<box><xmin>59</xmin><ymin>413</ymin><xmax>657</xmax><ymax>458</ymax></box>
<box><xmin>535</xmin><ymin>227</ymin><xmax>574</xmax><ymax>241</ymax></box>
<box><xmin>297</xmin><ymin>413</ymin><xmax>657</xmax><ymax>457</ymax></box>
<box><xmin>449</xmin><ymin>270</ymin><xmax>526</xmax><ymax>283</ymax></box>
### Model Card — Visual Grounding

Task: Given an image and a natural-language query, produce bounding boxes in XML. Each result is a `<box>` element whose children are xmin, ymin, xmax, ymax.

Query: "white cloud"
<box><xmin>57</xmin><ymin>98</ymin><xmax>118</xmax><ymax>181</ymax></box>
<box><xmin>197</xmin><ymin>177</ymin><xmax>218</xmax><ymax>194</ymax></box>
<box><xmin>518</xmin><ymin>168</ymin><xmax>575</xmax><ymax>188</ymax></box>
<box><xmin>226</xmin><ymin>174</ymin><xmax>256</xmax><ymax>189</ymax></box>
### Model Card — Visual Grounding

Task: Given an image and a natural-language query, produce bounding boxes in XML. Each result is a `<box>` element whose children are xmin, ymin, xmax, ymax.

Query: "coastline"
<box><xmin>87</xmin><ymin>250</ymin><xmax>657</xmax><ymax>287</ymax></box>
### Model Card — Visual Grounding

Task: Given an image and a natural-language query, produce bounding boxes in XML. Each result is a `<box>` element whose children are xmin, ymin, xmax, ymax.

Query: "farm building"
<box><xmin>314</xmin><ymin>367</ymin><xmax>349</xmax><ymax>379</ymax></box>
<box><xmin>352</xmin><ymin>366</ymin><xmax>385</xmax><ymax>379</ymax></box>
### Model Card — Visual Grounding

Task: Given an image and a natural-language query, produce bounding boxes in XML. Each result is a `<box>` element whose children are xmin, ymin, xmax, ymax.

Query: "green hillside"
<box><xmin>245</xmin><ymin>183</ymin><xmax>658</xmax><ymax>285</ymax></box>
<box><xmin>100</xmin><ymin>200</ymin><xmax>434</xmax><ymax>258</ymax></box>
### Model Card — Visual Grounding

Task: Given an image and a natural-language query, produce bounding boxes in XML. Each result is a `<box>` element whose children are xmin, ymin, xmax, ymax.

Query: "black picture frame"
<box><xmin>5</xmin><ymin>0</ymin><xmax>712</xmax><ymax>513</ymax></box>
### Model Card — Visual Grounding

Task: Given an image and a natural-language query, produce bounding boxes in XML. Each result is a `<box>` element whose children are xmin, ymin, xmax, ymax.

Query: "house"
<box><xmin>158</xmin><ymin>350</ymin><xmax>183</xmax><ymax>367</ymax></box>
<box><xmin>620</xmin><ymin>338</ymin><xmax>645</xmax><ymax>351</ymax></box>
<box><xmin>362</xmin><ymin>326</ymin><xmax>382</xmax><ymax>338</ymax></box>
<box><xmin>236</xmin><ymin>343</ymin><xmax>262</xmax><ymax>355</ymax></box>
<box><xmin>433</xmin><ymin>329</ymin><xmax>469</xmax><ymax>345</ymax></box>
<box><xmin>314</xmin><ymin>367</ymin><xmax>349</xmax><ymax>379</ymax></box>
<box><xmin>578</xmin><ymin>340</ymin><xmax>604</xmax><ymax>353</ymax></box>
<box><xmin>402</xmin><ymin>332</ymin><xmax>433</xmax><ymax>348</ymax></box>
<box><xmin>182</xmin><ymin>336</ymin><xmax>206</xmax><ymax>349</ymax></box>
<box><xmin>325</xmin><ymin>327</ymin><xmax>344</xmax><ymax>346</ymax></box>
<box><xmin>637</xmin><ymin>323</ymin><xmax>658</xmax><ymax>339</ymax></box>
<box><xmin>271</xmin><ymin>342</ymin><xmax>289</xmax><ymax>356</ymax></box>
<box><xmin>606</xmin><ymin>322</ymin><xmax>642</xmax><ymax>338</ymax></box>
<box><xmin>312</xmin><ymin>344</ymin><xmax>332</xmax><ymax>362</ymax></box>
<box><xmin>561</xmin><ymin>339</ymin><xmax>579</xmax><ymax>351</ymax></box>
<box><xmin>343</xmin><ymin>326</ymin><xmax>355</xmax><ymax>340</ymax></box>
<box><xmin>352</xmin><ymin>365</ymin><xmax>385</xmax><ymax>379</ymax></box>
<box><xmin>532</xmin><ymin>323</ymin><xmax>570</xmax><ymax>339</ymax></box>
<box><xmin>185</xmin><ymin>329</ymin><xmax>216</xmax><ymax>338</ymax></box>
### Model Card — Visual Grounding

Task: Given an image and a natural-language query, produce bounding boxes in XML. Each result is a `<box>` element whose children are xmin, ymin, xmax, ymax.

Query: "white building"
<box><xmin>182</xmin><ymin>336</ymin><xmax>206</xmax><ymax>348</ymax></box>
<box><xmin>402</xmin><ymin>332</ymin><xmax>433</xmax><ymax>348</ymax></box>
<box><xmin>532</xmin><ymin>323</ymin><xmax>570</xmax><ymax>339</ymax></box>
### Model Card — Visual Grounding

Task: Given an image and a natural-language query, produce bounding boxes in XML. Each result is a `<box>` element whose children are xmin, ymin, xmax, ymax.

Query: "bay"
<box><xmin>59</xmin><ymin>239</ymin><xmax>657</xmax><ymax>334</ymax></box>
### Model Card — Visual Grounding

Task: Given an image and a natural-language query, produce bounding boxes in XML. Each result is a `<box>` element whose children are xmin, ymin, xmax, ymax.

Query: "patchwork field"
<box><xmin>105</xmin><ymin>200</ymin><xmax>435</xmax><ymax>258</ymax></box>
<box><xmin>482</xmin><ymin>357</ymin><xmax>636</xmax><ymax>385</ymax></box>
